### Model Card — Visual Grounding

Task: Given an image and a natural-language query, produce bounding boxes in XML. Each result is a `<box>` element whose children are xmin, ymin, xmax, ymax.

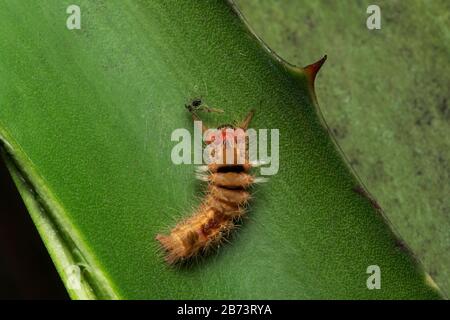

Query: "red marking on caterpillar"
<box><xmin>156</xmin><ymin>107</ymin><xmax>265</xmax><ymax>264</ymax></box>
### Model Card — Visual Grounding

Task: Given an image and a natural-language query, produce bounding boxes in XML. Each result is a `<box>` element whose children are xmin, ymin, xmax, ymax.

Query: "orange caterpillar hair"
<box><xmin>156</xmin><ymin>107</ymin><xmax>265</xmax><ymax>264</ymax></box>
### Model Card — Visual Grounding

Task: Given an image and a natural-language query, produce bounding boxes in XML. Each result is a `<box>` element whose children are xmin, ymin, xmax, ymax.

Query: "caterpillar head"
<box><xmin>204</xmin><ymin>125</ymin><xmax>247</xmax><ymax>166</ymax></box>
<box><xmin>190</xmin><ymin>108</ymin><xmax>255</xmax><ymax>166</ymax></box>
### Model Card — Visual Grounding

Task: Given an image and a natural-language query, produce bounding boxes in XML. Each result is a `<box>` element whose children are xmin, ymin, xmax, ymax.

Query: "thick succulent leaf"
<box><xmin>0</xmin><ymin>0</ymin><xmax>442</xmax><ymax>299</ymax></box>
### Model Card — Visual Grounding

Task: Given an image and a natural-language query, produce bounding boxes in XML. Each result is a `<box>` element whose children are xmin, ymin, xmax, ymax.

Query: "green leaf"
<box><xmin>0</xmin><ymin>0</ymin><xmax>442</xmax><ymax>299</ymax></box>
<box><xmin>236</xmin><ymin>0</ymin><xmax>450</xmax><ymax>295</ymax></box>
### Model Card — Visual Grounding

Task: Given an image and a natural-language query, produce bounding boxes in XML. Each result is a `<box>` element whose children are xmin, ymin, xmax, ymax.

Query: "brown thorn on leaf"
<box><xmin>302</xmin><ymin>55</ymin><xmax>327</xmax><ymax>104</ymax></box>
<box><xmin>303</xmin><ymin>55</ymin><xmax>327</xmax><ymax>84</ymax></box>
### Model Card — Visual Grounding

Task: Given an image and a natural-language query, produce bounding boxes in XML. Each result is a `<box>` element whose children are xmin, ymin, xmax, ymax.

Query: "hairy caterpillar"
<box><xmin>156</xmin><ymin>105</ymin><xmax>265</xmax><ymax>264</ymax></box>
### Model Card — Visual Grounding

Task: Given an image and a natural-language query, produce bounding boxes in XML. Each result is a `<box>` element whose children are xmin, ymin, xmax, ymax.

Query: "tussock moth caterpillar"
<box><xmin>156</xmin><ymin>103</ymin><xmax>266</xmax><ymax>264</ymax></box>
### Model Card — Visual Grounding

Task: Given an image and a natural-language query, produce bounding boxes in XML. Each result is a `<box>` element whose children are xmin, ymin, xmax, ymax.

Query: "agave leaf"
<box><xmin>0</xmin><ymin>0</ymin><xmax>442</xmax><ymax>299</ymax></box>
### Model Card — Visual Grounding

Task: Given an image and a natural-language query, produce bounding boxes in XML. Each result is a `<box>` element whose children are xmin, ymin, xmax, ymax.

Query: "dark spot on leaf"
<box><xmin>305</xmin><ymin>15</ymin><xmax>315</xmax><ymax>30</ymax></box>
<box><xmin>414</xmin><ymin>99</ymin><xmax>434</xmax><ymax>126</ymax></box>
<box><xmin>331</xmin><ymin>125</ymin><xmax>348</xmax><ymax>140</ymax></box>
<box><xmin>349</xmin><ymin>158</ymin><xmax>360</xmax><ymax>167</ymax></box>
<box><xmin>395</xmin><ymin>238</ymin><xmax>408</xmax><ymax>251</ymax></box>
<box><xmin>437</xmin><ymin>97</ymin><xmax>449</xmax><ymax>120</ymax></box>
<box><xmin>352</xmin><ymin>185</ymin><xmax>382</xmax><ymax>210</ymax></box>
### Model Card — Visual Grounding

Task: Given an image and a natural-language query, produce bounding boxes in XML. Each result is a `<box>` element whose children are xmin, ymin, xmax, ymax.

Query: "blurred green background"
<box><xmin>235</xmin><ymin>0</ymin><xmax>450</xmax><ymax>295</ymax></box>
<box><xmin>0</xmin><ymin>0</ymin><xmax>448</xmax><ymax>298</ymax></box>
